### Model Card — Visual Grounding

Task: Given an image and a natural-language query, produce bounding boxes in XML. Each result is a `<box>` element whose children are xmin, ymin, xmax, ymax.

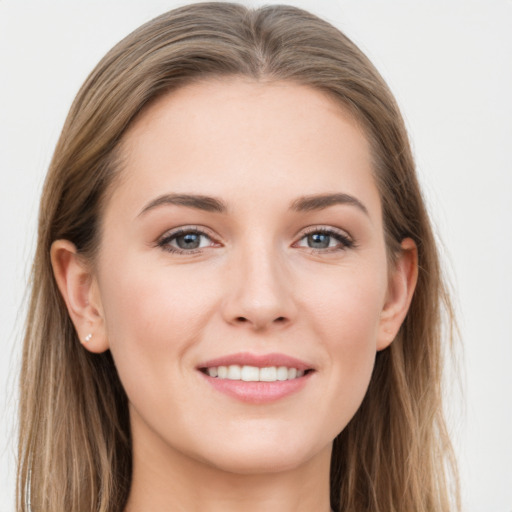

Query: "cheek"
<box><xmin>303</xmin><ymin>262</ymin><xmax>386</xmax><ymax>348</ymax></box>
<box><xmin>299</xmin><ymin>262</ymin><xmax>387</xmax><ymax>426</ymax></box>
<box><xmin>101</xmin><ymin>252</ymin><xmax>214</xmax><ymax>333</ymax></box>
<box><xmin>97</xmin><ymin>256</ymin><xmax>217</xmax><ymax>397</ymax></box>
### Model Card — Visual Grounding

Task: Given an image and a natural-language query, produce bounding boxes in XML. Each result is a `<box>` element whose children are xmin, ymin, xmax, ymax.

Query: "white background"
<box><xmin>1</xmin><ymin>1</ymin><xmax>511</xmax><ymax>510</ymax></box>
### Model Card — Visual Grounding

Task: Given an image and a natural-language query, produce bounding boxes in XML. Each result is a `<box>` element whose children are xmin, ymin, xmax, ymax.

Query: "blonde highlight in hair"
<box><xmin>18</xmin><ymin>3</ymin><xmax>459</xmax><ymax>511</ymax></box>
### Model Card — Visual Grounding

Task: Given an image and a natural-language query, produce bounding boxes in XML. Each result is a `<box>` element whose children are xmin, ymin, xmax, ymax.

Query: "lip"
<box><xmin>197</xmin><ymin>352</ymin><xmax>314</xmax><ymax>404</ymax></box>
<box><xmin>197</xmin><ymin>352</ymin><xmax>313</xmax><ymax>371</ymax></box>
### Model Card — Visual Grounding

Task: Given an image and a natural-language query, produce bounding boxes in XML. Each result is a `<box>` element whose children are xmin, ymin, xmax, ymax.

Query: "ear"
<box><xmin>377</xmin><ymin>238</ymin><xmax>418</xmax><ymax>351</ymax></box>
<box><xmin>50</xmin><ymin>240</ymin><xmax>109</xmax><ymax>353</ymax></box>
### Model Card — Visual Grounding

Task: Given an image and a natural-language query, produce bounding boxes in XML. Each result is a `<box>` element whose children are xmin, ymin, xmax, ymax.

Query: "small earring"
<box><xmin>84</xmin><ymin>333</ymin><xmax>92</xmax><ymax>343</ymax></box>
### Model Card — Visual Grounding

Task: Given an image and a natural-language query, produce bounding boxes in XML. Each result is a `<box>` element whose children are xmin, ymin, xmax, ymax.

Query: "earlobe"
<box><xmin>377</xmin><ymin>238</ymin><xmax>418</xmax><ymax>351</ymax></box>
<box><xmin>50</xmin><ymin>240</ymin><xmax>109</xmax><ymax>353</ymax></box>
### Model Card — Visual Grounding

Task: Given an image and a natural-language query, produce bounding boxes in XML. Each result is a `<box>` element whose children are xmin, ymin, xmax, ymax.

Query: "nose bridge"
<box><xmin>223</xmin><ymin>232</ymin><xmax>295</xmax><ymax>330</ymax></box>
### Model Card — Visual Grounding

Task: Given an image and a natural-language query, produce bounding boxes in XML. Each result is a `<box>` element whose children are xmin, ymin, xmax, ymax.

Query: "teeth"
<box><xmin>276</xmin><ymin>366</ymin><xmax>288</xmax><ymax>381</ymax></box>
<box><xmin>241</xmin><ymin>365</ymin><xmax>259</xmax><ymax>381</ymax></box>
<box><xmin>205</xmin><ymin>365</ymin><xmax>306</xmax><ymax>382</ymax></box>
<box><xmin>227</xmin><ymin>365</ymin><xmax>241</xmax><ymax>380</ymax></box>
<box><xmin>260</xmin><ymin>366</ymin><xmax>277</xmax><ymax>382</ymax></box>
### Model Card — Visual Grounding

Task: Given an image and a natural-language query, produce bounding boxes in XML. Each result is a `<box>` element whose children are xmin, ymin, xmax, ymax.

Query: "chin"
<box><xmin>193</xmin><ymin>429</ymin><xmax>330</xmax><ymax>475</ymax></box>
<box><xmin>202</xmin><ymin>449</ymin><xmax>313</xmax><ymax>476</ymax></box>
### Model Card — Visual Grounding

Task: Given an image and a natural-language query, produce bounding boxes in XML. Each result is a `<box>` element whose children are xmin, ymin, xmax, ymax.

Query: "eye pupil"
<box><xmin>176</xmin><ymin>233</ymin><xmax>201</xmax><ymax>249</ymax></box>
<box><xmin>308</xmin><ymin>233</ymin><xmax>330</xmax><ymax>249</ymax></box>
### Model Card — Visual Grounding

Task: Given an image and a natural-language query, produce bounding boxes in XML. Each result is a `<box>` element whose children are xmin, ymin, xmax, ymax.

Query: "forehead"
<box><xmin>111</xmin><ymin>78</ymin><xmax>380</xmax><ymax>219</ymax></box>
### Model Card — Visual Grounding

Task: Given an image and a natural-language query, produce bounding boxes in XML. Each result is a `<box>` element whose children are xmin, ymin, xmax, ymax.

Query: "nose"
<box><xmin>221</xmin><ymin>243</ymin><xmax>297</xmax><ymax>332</ymax></box>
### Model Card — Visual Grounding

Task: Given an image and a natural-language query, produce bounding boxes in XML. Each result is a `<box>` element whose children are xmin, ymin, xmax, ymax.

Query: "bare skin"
<box><xmin>51</xmin><ymin>79</ymin><xmax>417</xmax><ymax>512</ymax></box>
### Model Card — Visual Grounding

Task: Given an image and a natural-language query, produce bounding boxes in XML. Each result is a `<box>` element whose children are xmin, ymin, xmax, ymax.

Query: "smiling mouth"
<box><xmin>197</xmin><ymin>353</ymin><xmax>314</xmax><ymax>403</ymax></box>
<box><xmin>199</xmin><ymin>365</ymin><xmax>312</xmax><ymax>382</ymax></box>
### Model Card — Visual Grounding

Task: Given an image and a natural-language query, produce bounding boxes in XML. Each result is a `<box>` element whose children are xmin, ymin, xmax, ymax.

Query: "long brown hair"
<box><xmin>17</xmin><ymin>3</ymin><xmax>459</xmax><ymax>511</ymax></box>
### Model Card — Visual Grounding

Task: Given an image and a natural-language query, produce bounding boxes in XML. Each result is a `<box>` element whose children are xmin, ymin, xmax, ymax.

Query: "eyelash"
<box><xmin>156</xmin><ymin>226</ymin><xmax>217</xmax><ymax>254</ymax></box>
<box><xmin>156</xmin><ymin>226</ymin><xmax>355</xmax><ymax>255</ymax></box>
<box><xmin>294</xmin><ymin>226</ymin><xmax>355</xmax><ymax>253</ymax></box>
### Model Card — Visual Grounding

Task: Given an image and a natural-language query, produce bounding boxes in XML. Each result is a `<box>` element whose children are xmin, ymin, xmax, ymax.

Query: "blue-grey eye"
<box><xmin>307</xmin><ymin>233</ymin><xmax>331</xmax><ymax>249</ymax></box>
<box><xmin>295</xmin><ymin>229</ymin><xmax>353</xmax><ymax>251</ymax></box>
<box><xmin>175</xmin><ymin>232</ymin><xmax>202</xmax><ymax>249</ymax></box>
<box><xmin>158</xmin><ymin>229</ymin><xmax>214</xmax><ymax>253</ymax></box>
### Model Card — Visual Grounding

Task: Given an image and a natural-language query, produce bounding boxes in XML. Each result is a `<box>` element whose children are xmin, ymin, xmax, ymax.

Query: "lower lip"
<box><xmin>199</xmin><ymin>372</ymin><xmax>312</xmax><ymax>404</ymax></box>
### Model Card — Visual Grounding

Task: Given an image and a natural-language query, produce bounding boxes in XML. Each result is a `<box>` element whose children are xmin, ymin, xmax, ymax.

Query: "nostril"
<box><xmin>232</xmin><ymin>315</ymin><xmax>288</xmax><ymax>327</ymax></box>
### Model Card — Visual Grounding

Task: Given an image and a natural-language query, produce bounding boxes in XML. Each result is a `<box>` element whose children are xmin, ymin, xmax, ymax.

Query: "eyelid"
<box><xmin>297</xmin><ymin>224</ymin><xmax>353</xmax><ymax>241</ymax></box>
<box><xmin>154</xmin><ymin>224</ymin><xmax>355</xmax><ymax>254</ymax></box>
<box><xmin>156</xmin><ymin>225</ymin><xmax>221</xmax><ymax>253</ymax></box>
<box><xmin>293</xmin><ymin>225</ymin><xmax>355</xmax><ymax>251</ymax></box>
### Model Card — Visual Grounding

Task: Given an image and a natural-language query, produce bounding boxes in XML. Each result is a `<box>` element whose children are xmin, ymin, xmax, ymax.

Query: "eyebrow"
<box><xmin>138</xmin><ymin>193</ymin><xmax>227</xmax><ymax>216</ymax></box>
<box><xmin>138</xmin><ymin>192</ymin><xmax>368</xmax><ymax>217</ymax></box>
<box><xmin>290</xmin><ymin>193</ymin><xmax>368</xmax><ymax>215</ymax></box>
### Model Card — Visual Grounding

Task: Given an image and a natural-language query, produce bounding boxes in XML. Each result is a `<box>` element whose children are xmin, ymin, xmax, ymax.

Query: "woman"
<box><xmin>17</xmin><ymin>3</ymin><xmax>459</xmax><ymax>511</ymax></box>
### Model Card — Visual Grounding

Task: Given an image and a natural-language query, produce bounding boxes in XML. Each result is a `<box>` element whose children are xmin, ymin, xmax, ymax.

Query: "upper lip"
<box><xmin>197</xmin><ymin>352</ymin><xmax>313</xmax><ymax>371</ymax></box>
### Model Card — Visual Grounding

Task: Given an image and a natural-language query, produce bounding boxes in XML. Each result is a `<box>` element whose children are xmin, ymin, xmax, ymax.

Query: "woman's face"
<box><xmin>87</xmin><ymin>79</ymin><xmax>411</xmax><ymax>474</ymax></box>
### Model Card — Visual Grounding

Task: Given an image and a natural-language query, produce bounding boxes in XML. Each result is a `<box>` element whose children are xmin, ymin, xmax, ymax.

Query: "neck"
<box><xmin>124</xmin><ymin>428</ymin><xmax>332</xmax><ymax>512</ymax></box>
